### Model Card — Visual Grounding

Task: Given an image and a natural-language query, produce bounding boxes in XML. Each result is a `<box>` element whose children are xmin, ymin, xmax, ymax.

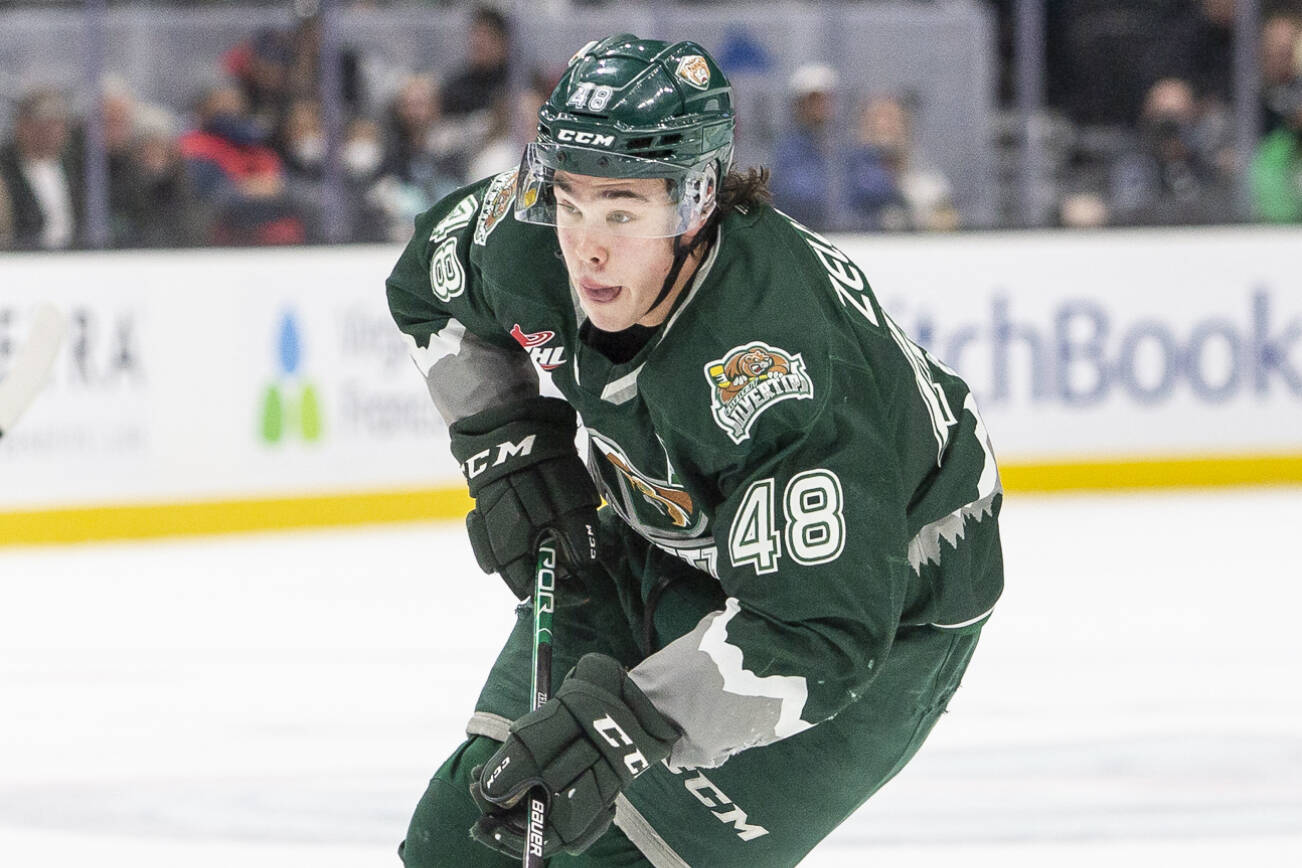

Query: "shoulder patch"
<box><xmin>705</xmin><ymin>341</ymin><xmax>814</xmax><ymax>444</ymax></box>
<box><xmin>473</xmin><ymin>169</ymin><xmax>518</xmax><ymax>246</ymax></box>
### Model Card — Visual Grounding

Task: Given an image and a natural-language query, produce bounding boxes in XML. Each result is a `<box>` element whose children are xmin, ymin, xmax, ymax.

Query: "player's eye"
<box><xmin>607</xmin><ymin>210</ymin><xmax>635</xmax><ymax>226</ymax></box>
<box><xmin>556</xmin><ymin>199</ymin><xmax>582</xmax><ymax>224</ymax></box>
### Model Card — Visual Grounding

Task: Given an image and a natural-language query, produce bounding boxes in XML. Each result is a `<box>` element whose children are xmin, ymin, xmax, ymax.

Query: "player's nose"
<box><xmin>572</xmin><ymin>227</ymin><xmax>609</xmax><ymax>266</ymax></box>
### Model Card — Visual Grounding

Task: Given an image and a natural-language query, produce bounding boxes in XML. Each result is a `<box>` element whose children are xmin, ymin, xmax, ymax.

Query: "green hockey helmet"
<box><xmin>516</xmin><ymin>34</ymin><xmax>735</xmax><ymax>238</ymax></box>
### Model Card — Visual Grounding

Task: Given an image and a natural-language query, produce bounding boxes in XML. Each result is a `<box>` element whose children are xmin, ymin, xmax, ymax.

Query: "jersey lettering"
<box><xmin>885</xmin><ymin>313</ymin><xmax>956</xmax><ymax>464</ymax></box>
<box><xmin>791</xmin><ymin>222</ymin><xmax>879</xmax><ymax>327</ymax></box>
<box><xmin>790</xmin><ymin>218</ymin><xmax>956</xmax><ymax>463</ymax></box>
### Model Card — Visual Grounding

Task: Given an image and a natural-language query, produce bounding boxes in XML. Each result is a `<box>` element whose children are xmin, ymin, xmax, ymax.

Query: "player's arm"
<box><xmin>385</xmin><ymin>184</ymin><xmax>539</xmax><ymax>425</ymax></box>
<box><xmin>385</xmin><ymin>186</ymin><xmax>599</xmax><ymax>597</ymax></box>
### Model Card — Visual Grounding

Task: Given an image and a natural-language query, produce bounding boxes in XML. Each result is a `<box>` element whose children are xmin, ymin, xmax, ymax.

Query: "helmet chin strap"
<box><xmin>641</xmin><ymin>207</ymin><xmax>721</xmax><ymax>324</ymax></box>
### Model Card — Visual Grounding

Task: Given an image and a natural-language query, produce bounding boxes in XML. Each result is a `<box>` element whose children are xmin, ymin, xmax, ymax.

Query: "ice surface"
<box><xmin>2</xmin><ymin>488</ymin><xmax>1300</xmax><ymax>866</ymax></box>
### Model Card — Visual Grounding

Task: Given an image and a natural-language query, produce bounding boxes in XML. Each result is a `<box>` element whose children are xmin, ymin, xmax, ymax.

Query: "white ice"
<box><xmin>2</xmin><ymin>488</ymin><xmax>1300</xmax><ymax>867</ymax></box>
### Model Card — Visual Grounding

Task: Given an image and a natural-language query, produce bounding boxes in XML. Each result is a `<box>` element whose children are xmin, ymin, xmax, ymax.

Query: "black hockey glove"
<box><xmin>468</xmin><ymin>653</ymin><xmax>680</xmax><ymax>859</ymax></box>
<box><xmin>449</xmin><ymin>396</ymin><xmax>600</xmax><ymax>599</ymax></box>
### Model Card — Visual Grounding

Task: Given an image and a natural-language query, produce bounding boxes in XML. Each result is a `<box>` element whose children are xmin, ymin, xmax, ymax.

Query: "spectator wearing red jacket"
<box><xmin>179</xmin><ymin>83</ymin><xmax>304</xmax><ymax>245</ymax></box>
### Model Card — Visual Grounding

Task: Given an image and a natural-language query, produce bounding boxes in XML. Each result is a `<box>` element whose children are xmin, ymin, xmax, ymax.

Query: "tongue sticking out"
<box><xmin>585</xmin><ymin>285</ymin><xmax>620</xmax><ymax>303</ymax></box>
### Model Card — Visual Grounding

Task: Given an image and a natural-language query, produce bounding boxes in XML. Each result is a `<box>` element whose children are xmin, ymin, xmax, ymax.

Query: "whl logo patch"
<box><xmin>705</xmin><ymin>341</ymin><xmax>813</xmax><ymax>444</ymax></box>
<box><xmin>510</xmin><ymin>323</ymin><xmax>567</xmax><ymax>371</ymax></box>
<box><xmin>261</xmin><ymin>310</ymin><xmax>323</xmax><ymax>444</ymax></box>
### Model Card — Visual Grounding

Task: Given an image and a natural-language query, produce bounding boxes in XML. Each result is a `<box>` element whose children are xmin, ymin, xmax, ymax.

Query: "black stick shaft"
<box><xmin>523</xmin><ymin>537</ymin><xmax>557</xmax><ymax>868</ymax></box>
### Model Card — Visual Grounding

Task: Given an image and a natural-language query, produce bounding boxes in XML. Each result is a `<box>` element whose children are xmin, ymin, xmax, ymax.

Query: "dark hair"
<box><xmin>472</xmin><ymin>6</ymin><xmax>510</xmax><ymax>39</ymax></box>
<box><xmin>717</xmin><ymin>166</ymin><xmax>772</xmax><ymax>215</ymax></box>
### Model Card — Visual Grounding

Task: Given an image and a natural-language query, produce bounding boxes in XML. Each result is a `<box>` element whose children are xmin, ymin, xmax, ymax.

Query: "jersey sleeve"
<box><xmin>385</xmin><ymin>181</ymin><xmax>539</xmax><ymax>425</ymax></box>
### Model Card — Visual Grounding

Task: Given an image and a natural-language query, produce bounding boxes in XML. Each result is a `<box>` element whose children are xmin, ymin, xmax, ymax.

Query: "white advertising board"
<box><xmin>839</xmin><ymin>227</ymin><xmax>1302</xmax><ymax>461</ymax></box>
<box><xmin>1</xmin><ymin>246</ymin><xmax>447</xmax><ymax>511</ymax></box>
<box><xmin>1</xmin><ymin>226</ymin><xmax>1299</xmax><ymax>519</ymax></box>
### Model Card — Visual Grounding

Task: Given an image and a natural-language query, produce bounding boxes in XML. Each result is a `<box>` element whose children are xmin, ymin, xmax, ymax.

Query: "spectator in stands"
<box><xmin>179</xmin><ymin>82</ymin><xmax>304</xmax><ymax>245</ymax></box>
<box><xmin>1108</xmin><ymin>77</ymin><xmax>1235</xmax><ymax>225</ymax></box>
<box><xmin>1261</xmin><ymin>13</ymin><xmax>1302</xmax><ymax>134</ymax></box>
<box><xmin>376</xmin><ymin>74</ymin><xmax>464</xmax><ymax>227</ymax></box>
<box><xmin>95</xmin><ymin>77</ymin><xmax>144</xmax><ymax>246</ymax></box>
<box><xmin>441</xmin><ymin>6</ymin><xmax>511</xmax><ymax>118</ymax></box>
<box><xmin>1046</xmin><ymin>0</ymin><xmax>1200</xmax><ymax>128</ymax></box>
<box><xmin>771</xmin><ymin>62</ymin><xmax>839</xmax><ymax>228</ymax></box>
<box><xmin>845</xmin><ymin>95</ymin><xmax>959</xmax><ymax>232</ymax></box>
<box><xmin>276</xmin><ymin>97</ymin><xmax>328</xmax><ymax>240</ymax></box>
<box><xmin>121</xmin><ymin>104</ymin><xmax>204</xmax><ymax>248</ymax></box>
<box><xmin>342</xmin><ymin>116</ymin><xmax>390</xmax><ymax>242</ymax></box>
<box><xmin>466</xmin><ymin>69</ymin><xmax>553</xmax><ymax>180</ymax></box>
<box><xmin>223</xmin><ymin>27</ymin><xmax>292</xmax><ymax>134</ymax></box>
<box><xmin>0</xmin><ymin>88</ymin><xmax>82</xmax><ymax>250</ymax></box>
<box><xmin>1185</xmin><ymin>0</ymin><xmax>1236</xmax><ymax>107</ymax></box>
<box><xmin>1251</xmin><ymin>78</ymin><xmax>1302</xmax><ymax>221</ymax></box>
<box><xmin>285</xmin><ymin>12</ymin><xmax>364</xmax><ymax>114</ymax></box>
<box><xmin>277</xmin><ymin>98</ymin><xmax>325</xmax><ymax>181</ymax></box>
<box><xmin>342</xmin><ymin>116</ymin><xmax>384</xmax><ymax>185</ymax></box>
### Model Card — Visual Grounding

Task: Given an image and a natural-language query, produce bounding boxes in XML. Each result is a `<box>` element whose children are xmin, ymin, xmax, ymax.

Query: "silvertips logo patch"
<box><xmin>705</xmin><ymin>341</ymin><xmax>814</xmax><ymax>443</ymax></box>
<box><xmin>675</xmin><ymin>55</ymin><xmax>711</xmax><ymax>90</ymax></box>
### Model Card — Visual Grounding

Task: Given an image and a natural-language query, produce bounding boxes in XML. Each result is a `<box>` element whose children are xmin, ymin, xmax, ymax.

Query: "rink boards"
<box><xmin>2</xmin><ymin>227</ymin><xmax>1300</xmax><ymax>542</ymax></box>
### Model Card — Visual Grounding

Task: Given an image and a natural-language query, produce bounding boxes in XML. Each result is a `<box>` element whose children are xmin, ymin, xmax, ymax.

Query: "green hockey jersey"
<box><xmin>386</xmin><ymin>169</ymin><xmax>1003</xmax><ymax>770</ymax></box>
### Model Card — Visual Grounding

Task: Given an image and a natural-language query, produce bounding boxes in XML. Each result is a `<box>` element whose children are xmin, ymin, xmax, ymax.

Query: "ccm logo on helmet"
<box><xmin>556</xmin><ymin>129</ymin><xmax>616</xmax><ymax>147</ymax></box>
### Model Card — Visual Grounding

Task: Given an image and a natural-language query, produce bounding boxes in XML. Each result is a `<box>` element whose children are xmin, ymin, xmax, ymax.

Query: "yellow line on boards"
<box><xmin>0</xmin><ymin>489</ymin><xmax>474</xmax><ymax>546</ymax></box>
<box><xmin>2</xmin><ymin>453</ymin><xmax>1301</xmax><ymax>546</ymax></box>
<box><xmin>1000</xmin><ymin>453</ymin><xmax>1302</xmax><ymax>492</ymax></box>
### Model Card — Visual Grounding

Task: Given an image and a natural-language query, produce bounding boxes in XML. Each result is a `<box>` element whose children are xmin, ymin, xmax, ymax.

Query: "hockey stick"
<box><xmin>523</xmin><ymin>534</ymin><xmax>558</xmax><ymax>868</ymax></box>
<box><xmin>0</xmin><ymin>304</ymin><xmax>66</xmax><ymax>440</ymax></box>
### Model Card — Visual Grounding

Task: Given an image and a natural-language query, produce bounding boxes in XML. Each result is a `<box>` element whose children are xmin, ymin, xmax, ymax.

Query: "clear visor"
<box><xmin>514</xmin><ymin>141</ymin><xmax>715</xmax><ymax>238</ymax></box>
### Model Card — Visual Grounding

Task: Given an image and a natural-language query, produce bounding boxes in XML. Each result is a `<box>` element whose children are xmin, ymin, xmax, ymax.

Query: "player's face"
<box><xmin>553</xmin><ymin>172</ymin><xmax>688</xmax><ymax>332</ymax></box>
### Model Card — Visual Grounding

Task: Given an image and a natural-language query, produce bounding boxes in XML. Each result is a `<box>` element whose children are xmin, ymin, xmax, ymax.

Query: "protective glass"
<box><xmin>514</xmin><ymin>142</ymin><xmax>715</xmax><ymax>238</ymax></box>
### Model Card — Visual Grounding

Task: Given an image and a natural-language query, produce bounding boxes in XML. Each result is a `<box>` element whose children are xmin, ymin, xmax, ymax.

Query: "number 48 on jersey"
<box><xmin>728</xmin><ymin>469</ymin><xmax>845</xmax><ymax>575</ymax></box>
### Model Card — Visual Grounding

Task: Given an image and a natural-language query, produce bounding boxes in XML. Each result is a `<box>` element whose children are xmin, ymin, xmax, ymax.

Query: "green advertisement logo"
<box><xmin>261</xmin><ymin>310</ymin><xmax>323</xmax><ymax>444</ymax></box>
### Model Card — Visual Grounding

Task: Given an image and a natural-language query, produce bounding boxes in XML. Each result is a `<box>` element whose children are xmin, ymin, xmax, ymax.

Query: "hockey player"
<box><xmin>386</xmin><ymin>34</ymin><xmax>1003</xmax><ymax>867</ymax></box>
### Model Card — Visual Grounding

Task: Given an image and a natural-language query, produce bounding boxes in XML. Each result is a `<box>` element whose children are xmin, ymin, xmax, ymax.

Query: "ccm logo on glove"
<box><xmin>461</xmin><ymin>435</ymin><xmax>536</xmax><ymax>479</ymax></box>
<box><xmin>449</xmin><ymin>397</ymin><xmax>602</xmax><ymax>599</ymax></box>
<box><xmin>592</xmin><ymin>714</ymin><xmax>650</xmax><ymax>776</ymax></box>
<box><xmin>484</xmin><ymin>756</ymin><xmax>511</xmax><ymax>791</ymax></box>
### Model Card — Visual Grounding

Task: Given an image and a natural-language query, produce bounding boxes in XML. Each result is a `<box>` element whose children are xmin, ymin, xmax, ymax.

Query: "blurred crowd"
<box><xmin>2</xmin><ymin>0</ymin><xmax>1302</xmax><ymax>251</ymax></box>
<box><xmin>1014</xmin><ymin>0</ymin><xmax>1302</xmax><ymax>227</ymax></box>
<box><xmin>0</xmin><ymin>5</ymin><xmax>545</xmax><ymax>250</ymax></box>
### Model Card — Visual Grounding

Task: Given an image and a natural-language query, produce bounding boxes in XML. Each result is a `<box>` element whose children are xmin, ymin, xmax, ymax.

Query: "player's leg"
<box><xmin>616</xmin><ymin>623</ymin><xmax>983</xmax><ymax>867</ymax></box>
<box><xmin>398</xmin><ymin>736</ymin><xmax>516</xmax><ymax>867</ymax></box>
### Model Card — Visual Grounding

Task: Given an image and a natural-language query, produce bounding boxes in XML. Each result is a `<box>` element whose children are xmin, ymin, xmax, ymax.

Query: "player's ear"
<box><xmin>680</xmin><ymin>166</ymin><xmax>717</xmax><ymax>238</ymax></box>
<box><xmin>681</xmin><ymin>199</ymin><xmax>714</xmax><ymax>242</ymax></box>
